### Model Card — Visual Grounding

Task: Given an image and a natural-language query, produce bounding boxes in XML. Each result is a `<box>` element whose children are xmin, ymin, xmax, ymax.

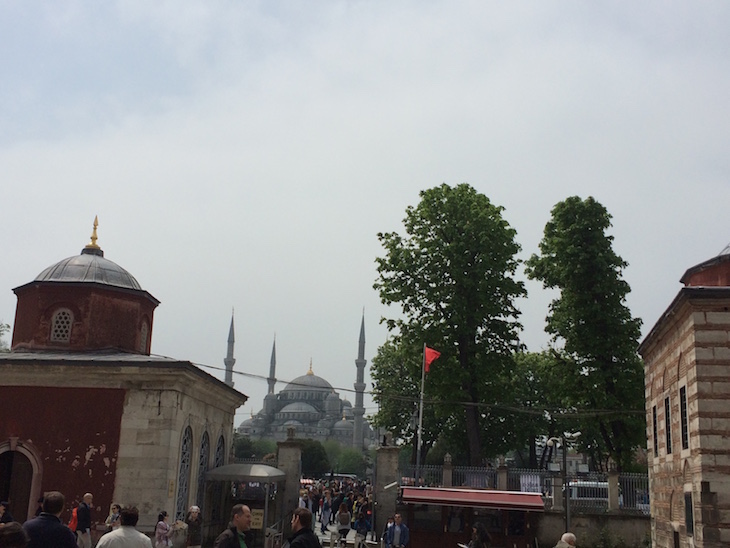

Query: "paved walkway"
<box><xmin>314</xmin><ymin>522</ymin><xmax>379</xmax><ymax>548</ymax></box>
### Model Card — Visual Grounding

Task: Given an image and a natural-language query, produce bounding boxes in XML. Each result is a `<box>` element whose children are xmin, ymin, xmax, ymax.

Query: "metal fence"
<box><xmin>565</xmin><ymin>472</ymin><xmax>609</xmax><ymax>512</ymax></box>
<box><xmin>453</xmin><ymin>466</ymin><xmax>498</xmax><ymax>489</ymax></box>
<box><xmin>394</xmin><ymin>465</ymin><xmax>649</xmax><ymax>515</ymax></box>
<box><xmin>398</xmin><ymin>464</ymin><xmax>443</xmax><ymax>486</ymax></box>
<box><xmin>619</xmin><ymin>472</ymin><xmax>650</xmax><ymax>515</ymax></box>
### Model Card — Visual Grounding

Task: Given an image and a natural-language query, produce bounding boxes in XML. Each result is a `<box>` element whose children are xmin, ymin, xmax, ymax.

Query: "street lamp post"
<box><xmin>547</xmin><ymin>432</ymin><xmax>581</xmax><ymax>533</ymax></box>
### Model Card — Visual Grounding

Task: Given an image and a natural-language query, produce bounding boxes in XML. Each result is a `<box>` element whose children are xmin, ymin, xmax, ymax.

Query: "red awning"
<box><xmin>401</xmin><ymin>487</ymin><xmax>545</xmax><ymax>512</ymax></box>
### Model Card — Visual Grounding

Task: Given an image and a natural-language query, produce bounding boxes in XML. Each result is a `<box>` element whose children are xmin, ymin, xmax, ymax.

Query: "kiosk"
<box><xmin>400</xmin><ymin>487</ymin><xmax>544</xmax><ymax>548</ymax></box>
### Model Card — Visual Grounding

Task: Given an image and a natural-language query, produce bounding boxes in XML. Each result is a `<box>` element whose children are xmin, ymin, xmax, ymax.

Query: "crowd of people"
<box><xmin>0</xmin><ymin>493</ymin><xmax>243</xmax><ymax>548</ymax></box>
<box><xmin>0</xmin><ymin>483</ymin><xmax>578</xmax><ymax>548</ymax></box>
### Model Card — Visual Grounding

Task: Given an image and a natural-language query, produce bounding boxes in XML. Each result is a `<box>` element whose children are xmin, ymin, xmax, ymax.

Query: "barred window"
<box><xmin>196</xmin><ymin>432</ymin><xmax>210</xmax><ymax>510</ymax></box>
<box><xmin>50</xmin><ymin>309</ymin><xmax>73</xmax><ymax>342</ymax></box>
<box><xmin>680</xmin><ymin>386</ymin><xmax>689</xmax><ymax>450</ymax></box>
<box><xmin>176</xmin><ymin>427</ymin><xmax>193</xmax><ymax>521</ymax></box>
<box><xmin>652</xmin><ymin>406</ymin><xmax>658</xmax><ymax>457</ymax></box>
<box><xmin>665</xmin><ymin>396</ymin><xmax>672</xmax><ymax>455</ymax></box>
<box><xmin>210</xmin><ymin>436</ymin><xmax>226</xmax><ymax>522</ymax></box>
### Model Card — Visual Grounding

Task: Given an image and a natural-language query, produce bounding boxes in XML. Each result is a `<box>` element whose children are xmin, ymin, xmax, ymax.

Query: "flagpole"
<box><xmin>415</xmin><ymin>342</ymin><xmax>426</xmax><ymax>487</ymax></box>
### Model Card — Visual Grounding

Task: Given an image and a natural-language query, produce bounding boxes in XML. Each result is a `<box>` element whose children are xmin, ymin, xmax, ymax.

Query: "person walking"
<box><xmin>287</xmin><ymin>507</ymin><xmax>321</xmax><ymax>548</ymax></box>
<box><xmin>185</xmin><ymin>506</ymin><xmax>203</xmax><ymax>548</ymax></box>
<box><xmin>154</xmin><ymin>511</ymin><xmax>170</xmax><ymax>548</ymax></box>
<box><xmin>468</xmin><ymin>522</ymin><xmax>491</xmax><ymax>548</ymax></box>
<box><xmin>104</xmin><ymin>504</ymin><xmax>121</xmax><ymax>533</ymax></box>
<box><xmin>319</xmin><ymin>491</ymin><xmax>332</xmax><ymax>535</ymax></box>
<box><xmin>353</xmin><ymin>512</ymin><xmax>371</xmax><ymax>548</ymax></box>
<box><xmin>385</xmin><ymin>513</ymin><xmax>409</xmax><ymax>548</ymax></box>
<box><xmin>335</xmin><ymin>503</ymin><xmax>351</xmax><ymax>545</ymax></box>
<box><xmin>96</xmin><ymin>507</ymin><xmax>153</xmax><ymax>548</ymax></box>
<box><xmin>75</xmin><ymin>493</ymin><xmax>93</xmax><ymax>548</ymax></box>
<box><xmin>22</xmin><ymin>491</ymin><xmax>77</xmax><ymax>548</ymax></box>
<box><xmin>214</xmin><ymin>504</ymin><xmax>253</xmax><ymax>548</ymax></box>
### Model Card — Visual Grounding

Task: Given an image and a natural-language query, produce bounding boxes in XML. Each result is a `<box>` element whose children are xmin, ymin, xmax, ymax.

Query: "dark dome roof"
<box><xmin>334</xmin><ymin>418</ymin><xmax>352</xmax><ymax>429</ymax></box>
<box><xmin>282</xmin><ymin>367</ymin><xmax>333</xmax><ymax>393</ymax></box>
<box><xmin>35</xmin><ymin>248</ymin><xmax>142</xmax><ymax>290</ymax></box>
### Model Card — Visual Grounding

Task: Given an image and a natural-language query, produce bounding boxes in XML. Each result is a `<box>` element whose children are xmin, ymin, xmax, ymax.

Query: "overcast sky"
<box><xmin>2</xmin><ymin>1</ymin><xmax>729</xmax><ymax>427</ymax></box>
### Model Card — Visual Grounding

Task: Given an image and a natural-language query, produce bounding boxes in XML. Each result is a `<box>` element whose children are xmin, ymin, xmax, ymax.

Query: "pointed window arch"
<box><xmin>196</xmin><ymin>432</ymin><xmax>210</xmax><ymax>509</ymax></box>
<box><xmin>210</xmin><ymin>435</ymin><xmax>225</xmax><ymax>522</ymax></box>
<box><xmin>176</xmin><ymin>426</ymin><xmax>193</xmax><ymax>520</ymax></box>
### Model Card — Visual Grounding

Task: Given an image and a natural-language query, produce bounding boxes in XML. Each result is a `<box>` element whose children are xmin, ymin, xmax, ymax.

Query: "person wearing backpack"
<box><xmin>353</xmin><ymin>512</ymin><xmax>371</xmax><ymax>548</ymax></box>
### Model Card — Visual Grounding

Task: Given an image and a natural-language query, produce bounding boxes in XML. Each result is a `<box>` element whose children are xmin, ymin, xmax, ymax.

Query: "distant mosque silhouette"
<box><xmin>234</xmin><ymin>314</ymin><xmax>376</xmax><ymax>450</ymax></box>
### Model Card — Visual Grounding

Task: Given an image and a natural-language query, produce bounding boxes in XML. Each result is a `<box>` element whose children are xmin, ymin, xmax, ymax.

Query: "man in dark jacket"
<box><xmin>75</xmin><ymin>492</ymin><xmax>93</xmax><ymax>548</ymax></box>
<box><xmin>23</xmin><ymin>491</ymin><xmax>77</xmax><ymax>548</ymax></box>
<box><xmin>214</xmin><ymin>504</ymin><xmax>253</xmax><ymax>548</ymax></box>
<box><xmin>288</xmin><ymin>507</ymin><xmax>321</xmax><ymax>548</ymax></box>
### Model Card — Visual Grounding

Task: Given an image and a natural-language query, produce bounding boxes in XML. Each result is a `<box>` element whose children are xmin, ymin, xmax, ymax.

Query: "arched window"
<box><xmin>196</xmin><ymin>432</ymin><xmax>210</xmax><ymax>509</ymax></box>
<box><xmin>50</xmin><ymin>308</ymin><xmax>73</xmax><ymax>342</ymax></box>
<box><xmin>210</xmin><ymin>436</ymin><xmax>225</xmax><ymax>522</ymax></box>
<box><xmin>139</xmin><ymin>320</ymin><xmax>149</xmax><ymax>353</ymax></box>
<box><xmin>176</xmin><ymin>427</ymin><xmax>193</xmax><ymax>521</ymax></box>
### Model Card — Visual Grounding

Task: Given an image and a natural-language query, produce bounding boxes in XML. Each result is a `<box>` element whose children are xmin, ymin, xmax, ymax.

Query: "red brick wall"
<box><xmin>0</xmin><ymin>386</ymin><xmax>125</xmax><ymax>524</ymax></box>
<box><xmin>12</xmin><ymin>284</ymin><xmax>156</xmax><ymax>354</ymax></box>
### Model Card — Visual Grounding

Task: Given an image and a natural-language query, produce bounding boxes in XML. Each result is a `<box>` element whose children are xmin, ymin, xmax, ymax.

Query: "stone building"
<box><xmin>0</xmin><ymin>221</ymin><xmax>246</xmax><ymax>533</ymax></box>
<box><xmin>640</xmin><ymin>244</ymin><xmax>730</xmax><ymax>547</ymax></box>
<box><xmin>237</xmin><ymin>316</ymin><xmax>376</xmax><ymax>450</ymax></box>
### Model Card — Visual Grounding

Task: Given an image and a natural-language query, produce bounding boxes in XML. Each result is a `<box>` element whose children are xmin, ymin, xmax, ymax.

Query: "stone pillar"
<box><xmin>552</xmin><ymin>476</ymin><xmax>564</xmax><ymax>511</ymax></box>
<box><xmin>608</xmin><ymin>470</ymin><xmax>620</xmax><ymax>511</ymax></box>
<box><xmin>443</xmin><ymin>453</ymin><xmax>453</xmax><ymax>487</ymax></box>
<box><xmin>374</xmin><ymin>433</ymin><xmax>401</xmax><ymax>540</ymax></box>
<box><xmin>497</xmin><ymin>464</ymin><xmax>508</xmax><ymax>491</ymax></box>
<box><xmin>277</xmin><ymin>428</ymin><xmax>302</xmax><ymax>538</ymax></box>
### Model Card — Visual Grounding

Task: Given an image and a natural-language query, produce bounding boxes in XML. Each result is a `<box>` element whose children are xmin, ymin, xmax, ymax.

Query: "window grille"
<box><xmin>653</xmin><ymin>406</ymin><xmax>658</xmax><ymax>456</ymax></box>
<box><xmin>50</xmin><ymin>309</ymin><xmax>73</xmax><ymax>342</ymax></box>
<box><xmin>211</xmin><ymin>436</ymin><xmax>225</xmax><ymax>522</ymax></box>
<box><xmin>196</xmin><ymin>432</ymin><xmax>210</xmax><ymax>510</ymax></box>
<box><xmin>176</xmin><ymin>427</ymin><xmax>193</xmax><ymax>521</ymax></box>
<box><xmin>680</xmin><ymin>386</ymin><xmax>689</xmax><ymax>450</ymax></box>
<box><xmin>665</xmin><ymin>397</ymin><xmax>672</xmax><ymax>454</ymax></box>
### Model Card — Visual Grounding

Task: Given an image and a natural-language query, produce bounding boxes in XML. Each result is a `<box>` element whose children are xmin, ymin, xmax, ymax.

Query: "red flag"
<box><xmin>424</xmin><ymin>346</ymin><xmax>441</xmax><ymax>372</ymax></box>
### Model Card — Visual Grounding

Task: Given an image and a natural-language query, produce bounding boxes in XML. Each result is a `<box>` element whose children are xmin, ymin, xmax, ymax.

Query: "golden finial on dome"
<box><xmin>307</xmin><ymin>359</ymin><xmax>314</xmax><ymax>375</ymax></box>
<box><xmin>84</xmin><ymin>216</ymin><xmax>100</xmax><ymax>250</ymax></box>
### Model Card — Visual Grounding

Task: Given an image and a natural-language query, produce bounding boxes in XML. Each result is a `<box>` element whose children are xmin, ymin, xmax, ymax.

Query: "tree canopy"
<box><xmin>525</xmin><ymin>196</ymin><xmax>645</xmax><ymax>470</ymax></box>
<box><xmin>0</xmin><ymin>322</ymin><xmax>9</xmax><ymax>352</ymax></box>
<box><xmin>374</xmin><ymin>183</ymin><xmax>525</xmax><ymax>465</ymax></box>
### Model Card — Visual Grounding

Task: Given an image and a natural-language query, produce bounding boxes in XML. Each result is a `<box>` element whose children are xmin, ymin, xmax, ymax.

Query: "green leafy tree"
<box><xmin>374</xmin><ymin>183</ymin><xmax>525</xmax><ymax>465</ymax></box>
<box><xmin>525</xmin><ymin>196</ymin><xmax>645</xmax><ymax>471</ymax></box>
<box><xmin>370</xmin><ymin>335</ymin><xmax>442</xmax><ymax>462</ymax></box>
<box><xmin>299</xmin><ymin>439</ymin><xmax>330</xmax><ymax>478</ymax></box>
<box><xmin>508</xmin><ymin>351</ymin><xmax>575</xmax><ymax>468</ymax></box>
<box><xmin>234</xmin><ymin>435</ymin><xmax>276</xmax><ymax>460</ymax></box>
<box><xmin>0</xmin><ymin>322</ymin><xmax>9</xmax><ymax>352</ymax></box>
<box><xmin>335</xmin><ymin>448</ymin><xmax>367</xmax><ymax>478</ymax></box>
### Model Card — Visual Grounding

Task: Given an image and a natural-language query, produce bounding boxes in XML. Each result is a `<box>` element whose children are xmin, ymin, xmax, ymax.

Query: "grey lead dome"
<box><xmin>35</xmin><ymin>247</ymin><xmax>142</xmax><ymax>290</ymax></box>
